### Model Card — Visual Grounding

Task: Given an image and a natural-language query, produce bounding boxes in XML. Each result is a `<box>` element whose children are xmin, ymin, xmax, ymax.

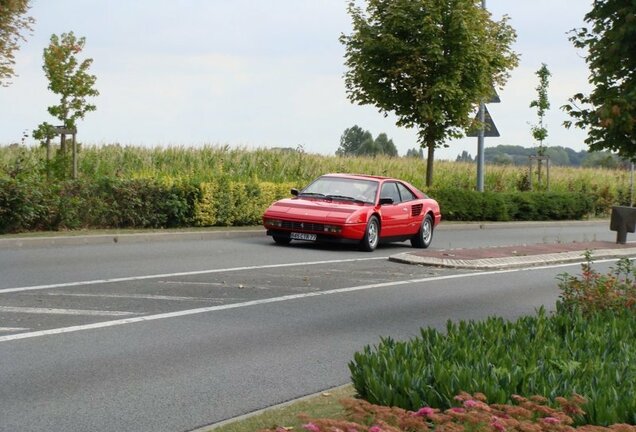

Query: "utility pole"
<box><xmin>476</xmin><ymin>0</ymin><xmax>487</xmax><ymax>192</ymax></box>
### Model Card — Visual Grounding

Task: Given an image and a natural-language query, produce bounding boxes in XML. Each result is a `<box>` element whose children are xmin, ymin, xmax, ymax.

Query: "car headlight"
<box><xmin>323</xmin><ymin>225</ymin><xmax>342</xmax><ymax>233</ymax></box>
<box><xmin>264</xmin><ymin>218</ymin><xmax>283</xmax><ymax>228</ymax></box>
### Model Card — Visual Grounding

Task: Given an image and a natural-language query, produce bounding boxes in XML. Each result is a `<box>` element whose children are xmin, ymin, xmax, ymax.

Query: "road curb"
<box><xmin>389</xmin><ymin>247</ymin><xmax>636</xmax><ymax>269</ymax></box>
<box><xmin>435</xmin><ymin>220</ymin><xmax>608</xmax><ymax>231</ymax></box>
<box><xmin>0</xmin><ymin>220</ymin><xmax>609</xmax><ymax>249</ymax></box>
<box><xmin>0</xmin><ymin>228</ymin><xmax>266</xmax><ymax>249</ymax></box>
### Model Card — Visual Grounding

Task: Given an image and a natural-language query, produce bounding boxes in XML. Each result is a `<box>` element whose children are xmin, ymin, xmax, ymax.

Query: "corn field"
<box><xmin>0</xmin><ymin>143</ymin><xmax>632</xmax><ymax>200</ymax></box>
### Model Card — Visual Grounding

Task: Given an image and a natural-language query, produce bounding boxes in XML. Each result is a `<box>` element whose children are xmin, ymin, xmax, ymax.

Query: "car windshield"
<box><xmin>300</xmin><ymin>177</ymin><xmax>378</xmax><ymax>204</ymax></box>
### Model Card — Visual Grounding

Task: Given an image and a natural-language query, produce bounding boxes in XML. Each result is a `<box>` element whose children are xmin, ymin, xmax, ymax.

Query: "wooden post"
<box><xmin>72</xmin><ymin>132</ymin><xmax>77</xmax><ymax>179</ymax></box>
<box><xmin>46</xmin><ymin>136</ymin><xmax>51</xmax><ymax>180</ymax></box>
<box><xmin>528</xmin><ymin>156</ymin><xmax>533</xmax><ymax>190</ymax></box>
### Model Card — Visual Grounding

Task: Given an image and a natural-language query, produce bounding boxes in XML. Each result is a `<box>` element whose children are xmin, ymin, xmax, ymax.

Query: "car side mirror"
<box><xmin>291</xmin><ymin>188</ymin><xmax>299</xmax><ymax>196</ymax></box>
<box><xmin>379</xmin><ymin>197</ymin><xmax>394</xmax><ymax>205</ymax></box>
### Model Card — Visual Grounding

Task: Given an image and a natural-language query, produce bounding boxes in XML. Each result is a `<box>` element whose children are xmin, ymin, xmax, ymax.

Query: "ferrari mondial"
<box><xmin>262</xmin><ymin>173</ymin><xmax>441</xmax><ymax>251</ymax></box>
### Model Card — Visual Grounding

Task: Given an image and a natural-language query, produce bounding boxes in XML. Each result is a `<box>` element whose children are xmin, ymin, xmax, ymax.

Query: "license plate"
<box><xmin>291</xmin><ymin>232</ymin><xmax>317</xmax><ymax>241</ymax></box>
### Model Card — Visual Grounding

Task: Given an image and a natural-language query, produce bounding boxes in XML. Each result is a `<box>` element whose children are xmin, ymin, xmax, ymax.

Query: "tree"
<box><xmin>529</xmin><ymin>63</ymin><xmax>551</xmax><ymax>187</ymax></box>
<box><xmin>455</xmin><ymin>150</ymin><xmax>473</xmax><ymax>162</ymax></box>
<box><xmin>336</xmin><ymin>125</ymin><xmax>373</xmax><ymax>156</ymax></box>
<box><xmin>336</xmin><ymin>125</ymin><xmax>398</xmax><ymax>157</ymax></box>
<box><xmin>341</xmin><ymin>0</ymin><xmax>518</xmax><ymax>186</ymax></box>
<box><xmin>33</xmin><ymin>32</ymin><xmax>99</xmax><ymax>178</ymax></box>
<box><xmin>0</xmin><ymin>0</ymin><xmax>34</xmax><ymax>86</ymax></box>
<box><xmin>529</xmin><ymin>63</ymin><xmax>551</xmax><ymax>153</ymax></box>
<box><xmin>406</xmin><ymin>147</ymin><xmax>424</xmax><ymax>158</ymax></box>
<box><xmin>373</xmin><ymin>133</ymin><xmax>398</xmax><ymax>157</ymax></box>
<box><xmin>563</xmin><ymin>0</ymin><xmax>636</xmax><ymax>160</ymax></box>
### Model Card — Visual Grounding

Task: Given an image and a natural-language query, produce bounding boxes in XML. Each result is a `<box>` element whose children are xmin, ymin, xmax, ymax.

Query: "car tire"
<box><xmin>273</xmin><ymin>234</ymin><xmax>291</xmax><ymax>245</ymax></box>
<box><xmin>411</xmin><ymin>214</ymin><xmax>433</xmax><ymax>249</ymax></box>
<box><xmin>360</xmin><ymin>215</ymin><xmax>380</xmax><ymax>252</ymax></box>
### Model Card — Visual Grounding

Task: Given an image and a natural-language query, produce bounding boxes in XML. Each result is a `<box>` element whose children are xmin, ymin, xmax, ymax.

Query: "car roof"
<box><xmin>321</xmin><ymin>173</ymin><xmax>392</xmax><ymax>182</ymax></box>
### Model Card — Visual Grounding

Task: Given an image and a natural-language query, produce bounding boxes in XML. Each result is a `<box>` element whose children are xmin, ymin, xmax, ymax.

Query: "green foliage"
<box><xmin>0</xmin><ymin>178</ymin><xmax>46</xmax><ymax>233</ymax></box>
<box><xmin>336</xmin><ymin>126</ymin><xmax>373</xmax><ymax>157</ymax></box>
<box><xmin>563</xmin><ymin>0</ymin><xmax>636</xmax><ymax>160</ymax></box>
<box><xmin>0</xmin><ymin>175</ymin><xmax>297</xmax><ymax>233</ymax></box>
<box><xmin>530</xmin><ymin>63</ymin><xmax>551</xmax><ymax>149</ymax></box>
<box><xmin>0</xmin><ymin>144</ymin><xmax>630</xmax><ymax>232</ymax></box>
<box><xmin>40</xmin><ymin>31</ymin><xmax>99</xmax><ymax>130</ymax></box>
<box><xmin>0</xmin><ymin>0</ymin><xmax>34</xmax><ymax>86</ymax></box>
<box><xmin>349</xmin><ymin>307</ymin><xmax>636</xmax><ymax>426</ymax></box>
<box><xmin>557</xmin><ymin>253</ymin><xmax>636</xmax><ymax>316</ymax></box>
<box><xmin>455</xmin><ymin>150</ymin><xmax>473</xmax><ymax>163</ymax></box>
<box><xmin>336</xmin><ymin>126</ymin><xmax>398</xmax><ymax>157</ymax></box>
<box><xmin>372</xmin><ymin>133</ymin><xmax>398</xmax><ymax>157</ymax></box>
<box><xmin>350</xmin><ymin>257</ymin><xmax>636</xmax><ymax>426</ymax></box>
<box><xmin>430</xmin><ymin>188</ymin><xmax>593</xmax><ymax>221</ymax></box>
<box><xmin>481</xmin><ymin>145</ymin><xmax>627</xmax><ymax>168</ymax></box>
<box><xmin>340</xmin><ymin>0</ymin><xmax>519</xmax><ymax>185</ymax></box>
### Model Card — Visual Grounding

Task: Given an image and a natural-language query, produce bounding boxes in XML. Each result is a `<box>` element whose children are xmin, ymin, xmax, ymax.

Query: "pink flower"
<box><xmin>490</xmin><ymin>418</ymin><xmax>506</xmax><ymax>432</ymax></box>
<box><xmin>368</xmin><ymin>426</ymin><xmax>383</xmax><ymax>432</ymax></box>
<box><xmin>413</xmin><ymin>407</ymin><xmax>435</xmax><ymax>417</ymax></box>
<box><xmin>303</xmin><ymin>423</ymin><xmax>320</xmax><ymax>432</ymax></box>
<box><xmin>450</xmin><ymin>407</ymin><xmax>466</xmax><ymax>414</ymax></box>
<box><xmin>464</xmin><ymin>399</ymin><xmax>479</xmax><ymax>408</ymax></box>
<box><xmin>543</xmin><ymin>417</ymin><xmax>561</xmax><ymax>425</ymax></box>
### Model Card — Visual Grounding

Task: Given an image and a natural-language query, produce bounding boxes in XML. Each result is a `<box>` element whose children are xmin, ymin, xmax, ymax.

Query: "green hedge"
<box><xmin>349</xmin><ymin>308</ymin><xmax>636</xmax><ymax>426</ymax></box>
<box><xmin>429</xmin><ymin>188</ymin><xmax>594</xmax><ymax>221</ymax></box>
<box><xmin>0</xmin><ymin>178</ymin><xmax>295</xmax><ymax>234</ymax></box>
<box><xmin>0</xmin><ymin>178</ymin><xmax>597</xmax><ymax>233</ymax></box>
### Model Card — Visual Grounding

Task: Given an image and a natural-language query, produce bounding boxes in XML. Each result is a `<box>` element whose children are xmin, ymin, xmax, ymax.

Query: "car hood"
<box><xmin>265</xmin><ymin>198</ymin><xmax>369</xmax><ymax>223</ymax></box>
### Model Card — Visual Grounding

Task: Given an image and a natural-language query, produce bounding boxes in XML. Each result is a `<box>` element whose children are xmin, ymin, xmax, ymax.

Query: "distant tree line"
<box><xmin>336</xmin><ymin>125</ymin><xmax>398</xmax><ymax>157</ymax></box>
<box><xmin>456</xmin><ymin>145</ymin><xmax>629</xmax><ymax>169</ymax></box>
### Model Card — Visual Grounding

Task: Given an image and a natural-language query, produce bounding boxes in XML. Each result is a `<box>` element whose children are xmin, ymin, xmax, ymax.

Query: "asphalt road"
<box><xmin>0</xmin><ymin>221</ymin><xmax>620</xmax><ymax>432</ymax></box>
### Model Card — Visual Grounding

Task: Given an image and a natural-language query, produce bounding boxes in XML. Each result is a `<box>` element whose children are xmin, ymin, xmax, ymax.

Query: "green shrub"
<box><xmin>0</xmin><ymin>179</ymin><xmax>48</xmax><ymax>233</ymax></box>
<box><xmin>349</xmin><ymin>308</ymin><xmax>636</xmax><ymax>426</ymax></box>
<box><xmin>428</xmin><ymin>189</ymin><xmax>593</xmax><ymax>221</ymax></box>
<box><xmin>557</xmin><ymin>252</ymin><xmax>636</xmax><ymax>316</ymax></box>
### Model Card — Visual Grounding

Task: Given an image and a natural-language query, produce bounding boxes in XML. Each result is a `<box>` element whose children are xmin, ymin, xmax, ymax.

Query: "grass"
<box><xmin>206</xmin><ymin>385</ymin><xmax>355</xmax><ymax>432</ymax></box>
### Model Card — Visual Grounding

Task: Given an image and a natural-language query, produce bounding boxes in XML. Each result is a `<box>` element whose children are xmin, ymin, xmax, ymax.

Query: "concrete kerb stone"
<box><xmin>389</xmin><ymin>247</ymin><xmax>636</xmax><ymax>270</ymax></box>
<box><xmin>0</xmin><ymin>220</ymin><xmax>609</xmax><ymax>249</ymax></box>
<box><xmin>0</xmin><ymin>228</ymin><xmax>266</xmax><ymax>249</ymax></box>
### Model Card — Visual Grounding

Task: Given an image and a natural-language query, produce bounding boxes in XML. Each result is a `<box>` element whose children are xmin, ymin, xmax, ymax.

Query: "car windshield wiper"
<box><xmin>326</xmin><ymin>194</ymin><xmax>365</xmax><ymax>204</ymax></box>
<box><xmin>299</xmin><ymin>192</ymin><xmax>326</xmax><ymax>198</ymax></box>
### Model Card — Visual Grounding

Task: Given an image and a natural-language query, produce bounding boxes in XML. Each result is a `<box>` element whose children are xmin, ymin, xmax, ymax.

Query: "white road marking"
<box><xmin>0</xmin><ymin>306</ymin><xmax>138</xmax><ymax>317</ymax></box>
<box><xmin>0</xmin><ymin>257</ymin><xmax>387</xmax><ymax>294</ymax></box>
<box><xmin>0</xmin><ymin>258</ymin><xmax>613</xmax><ymax>344</ymax></box>
<box><xmin>158</xmin><ymin>281</ymin><xmax>228</xmax><ymax>286</ymax></box>
<box><xmin>32</xmin><ymin>292</ymin><xmax>227</xmax><ymax>302</ymax></box>
<box><xmin>0</xmin><ymin>327</ymin><xmax>29</xmax><ymax>332</ymax></box>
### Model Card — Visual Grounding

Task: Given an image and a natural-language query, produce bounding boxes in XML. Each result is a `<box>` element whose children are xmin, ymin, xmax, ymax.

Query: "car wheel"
<box><xmin>411</xmin><ymin>214</ymin><xmax>433</xmax><ymax>249</ymax></box>
<box><xmin>273</xmin><ymin>234</ymin><xmax>291</xmax><ymax>245</ymax></box>
<box><xmin>360</xmin><ymin>216</ymin><xmax>380</xmax><ymax>252</ymax></box>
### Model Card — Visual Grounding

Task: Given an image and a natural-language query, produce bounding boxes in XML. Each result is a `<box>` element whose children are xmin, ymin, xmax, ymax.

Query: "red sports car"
<box><xmin>262</xmin><ymin>173</ymin><xmax>441</xmax><ymax>251</ymax></box>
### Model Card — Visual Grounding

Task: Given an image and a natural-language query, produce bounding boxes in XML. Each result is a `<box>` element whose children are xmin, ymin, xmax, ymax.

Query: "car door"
<box><xmin>378</xmin><ymin>181</ymin><xmax>409</xmax><ymax>237</ymax></box>
<box><xmin>396</xmin><ymin>182</ymin><xmax>422</xmax><ymax>235</ymax></box>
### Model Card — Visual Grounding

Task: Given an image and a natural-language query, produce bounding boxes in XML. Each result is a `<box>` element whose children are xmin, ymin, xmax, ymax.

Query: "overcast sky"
<box><xmin>0</xmin><ymin>0</ymin><xmax>594</xmax><ymax>160</ymax></box>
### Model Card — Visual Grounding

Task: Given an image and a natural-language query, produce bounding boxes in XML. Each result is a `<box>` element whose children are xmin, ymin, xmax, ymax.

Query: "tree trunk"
<box><xmin>426</xmin><ymin>142</ymin><xmax>435</xmax><ymax>187</ymax></box>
